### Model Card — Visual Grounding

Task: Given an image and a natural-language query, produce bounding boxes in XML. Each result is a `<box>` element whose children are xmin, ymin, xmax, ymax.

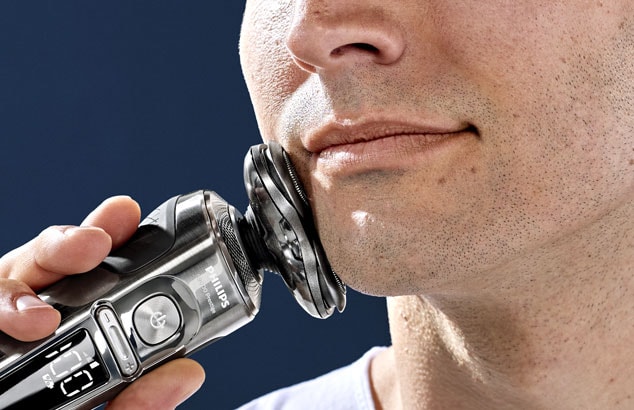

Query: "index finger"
<box><xmin>0</xmin><ymin>196</ymin><xmax>141</xmax><ymax>290</ymax></box>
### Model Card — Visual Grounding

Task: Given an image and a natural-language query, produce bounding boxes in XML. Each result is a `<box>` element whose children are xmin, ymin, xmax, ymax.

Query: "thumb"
<box><xmin>106</xmin><ymin>358</ymin><xmax>205</xmax><ymax>410</ymax></box>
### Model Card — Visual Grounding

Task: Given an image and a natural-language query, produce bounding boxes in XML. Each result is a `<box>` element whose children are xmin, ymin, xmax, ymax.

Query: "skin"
<box><xmin>239</xmin><ymin>0</ymin><xmax>634</xmax><ymax>408</ymax></box>
<box><xmin>1</xmin><ymin>0</ymin><xmax>633</xmax><ymax>408</ymax></box>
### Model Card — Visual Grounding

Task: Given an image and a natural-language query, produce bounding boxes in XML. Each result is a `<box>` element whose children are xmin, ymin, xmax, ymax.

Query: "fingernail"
<box><xmin>60</xmin><ymin>226</ymin><xmax>85</xmax><ymax>235</ymax></box>
<box><xmin>16</xmin><ymin>295</ymin><xmax>50</xmax><ymax>311</ymax></box>
<box><xmin>60</xmin><ymin>226</ymin><xmax>103</xmax><ymax>237</ymax></box>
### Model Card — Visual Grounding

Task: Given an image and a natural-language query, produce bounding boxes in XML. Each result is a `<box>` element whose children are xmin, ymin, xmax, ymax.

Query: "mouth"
<box><xmin>303</xmin><ymin>119</ymin><xmax>479</xmax><ymax>175</ymax></box>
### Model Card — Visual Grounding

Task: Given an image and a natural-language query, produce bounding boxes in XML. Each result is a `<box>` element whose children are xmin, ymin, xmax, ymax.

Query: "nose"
<box><xmin>285</xmin><ymin>1</ymin><xmax>406</xmax><ymax>73</ymax></box>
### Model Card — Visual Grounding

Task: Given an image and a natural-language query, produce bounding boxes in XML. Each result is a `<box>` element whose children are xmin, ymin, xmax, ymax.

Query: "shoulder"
<box><xmin>236</xmin><ymin>347</ymin><xmax>387</xmax><ymax>410</ymax></box>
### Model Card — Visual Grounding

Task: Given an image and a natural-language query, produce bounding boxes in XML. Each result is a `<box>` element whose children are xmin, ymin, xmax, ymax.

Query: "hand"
<box><xmin>0</xmin><ymin>196</ymin><xmax>205</xmax><ymax>409</ymax></box>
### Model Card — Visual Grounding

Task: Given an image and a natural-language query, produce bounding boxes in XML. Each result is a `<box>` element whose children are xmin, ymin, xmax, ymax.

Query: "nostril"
<box><xmin>331</xmin><ymin>43</ymin><xmax>380</xmax><ymax>57</ymax></box>
<box><xmin>285</xmin><ymin>11</ymin><xmax>406</xmax><ymax>72</ymax></box>
<box><xmin>352</xmin><ymin>43</ymin><xmax>380</xmax><ymax>53</ymax></box>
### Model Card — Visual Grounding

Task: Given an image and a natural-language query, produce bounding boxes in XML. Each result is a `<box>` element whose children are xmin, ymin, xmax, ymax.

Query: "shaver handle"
<box><xmin>0</xmin><ymin>190</ymin><xmax>261</xmax><ymax>410</ymax></box>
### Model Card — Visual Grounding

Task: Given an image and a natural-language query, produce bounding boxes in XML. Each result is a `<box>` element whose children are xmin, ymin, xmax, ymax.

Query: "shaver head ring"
<box><xmin>244</xmin><ymin>142</ymin><xmax>346</xmax><ymax>318</ymax></box>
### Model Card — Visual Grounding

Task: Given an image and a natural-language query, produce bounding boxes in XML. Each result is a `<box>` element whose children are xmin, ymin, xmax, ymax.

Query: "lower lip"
<box><xmin>313</xmin><ymin>131</ymin><xmax>475</xmax><ymax>175</ymax></box>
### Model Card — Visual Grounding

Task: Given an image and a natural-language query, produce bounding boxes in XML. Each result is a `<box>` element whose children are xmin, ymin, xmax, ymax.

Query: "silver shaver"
<box><xmin>0</xmin><ymin>141</ymin><xmax>346</xmax><ymax>410</ymax></box>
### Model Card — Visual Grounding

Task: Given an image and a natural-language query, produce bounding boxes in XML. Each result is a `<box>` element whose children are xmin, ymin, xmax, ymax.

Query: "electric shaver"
<box><xmin>0</xmin><ymin>141</ymin><xmax>345</xmax><ymax>410</ymax></box>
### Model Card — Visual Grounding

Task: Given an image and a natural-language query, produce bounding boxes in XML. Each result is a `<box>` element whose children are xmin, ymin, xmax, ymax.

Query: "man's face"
<box><xmin>239</xmin><ymin>0</ymin><xmax>634</xmax><ymax>296</ymax></box>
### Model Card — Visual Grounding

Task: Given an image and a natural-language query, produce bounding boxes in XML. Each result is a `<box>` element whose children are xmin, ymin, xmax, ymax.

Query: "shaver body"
<box><xmin>0</xmin><ymin>142</ymin><xmax>346</xmax><ymax>410</ymax></box>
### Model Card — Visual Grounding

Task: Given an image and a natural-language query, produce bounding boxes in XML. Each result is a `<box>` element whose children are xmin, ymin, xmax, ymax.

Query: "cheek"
<box><xmin>240</xmin><ymin>1</ymin><xmax>307</xmax><ymax>141</ymax></box>
<box><xmin>443</xmin><ymin>4</ymin><xmax>634</xmax><ymax>221</ymax></box>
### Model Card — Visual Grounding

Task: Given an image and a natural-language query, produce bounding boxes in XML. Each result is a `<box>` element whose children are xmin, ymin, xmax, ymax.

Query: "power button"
<box><xmin>133</xmin><ymin>295</ymin><xmax>182</xmax><ymax>345</ymax></box>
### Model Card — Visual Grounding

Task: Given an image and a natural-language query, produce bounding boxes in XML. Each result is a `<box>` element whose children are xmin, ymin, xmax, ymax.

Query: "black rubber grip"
<box><xmin>100</xmin><ymin>196</ymin><xmax>179</xmax><ymax>274</ymax></box>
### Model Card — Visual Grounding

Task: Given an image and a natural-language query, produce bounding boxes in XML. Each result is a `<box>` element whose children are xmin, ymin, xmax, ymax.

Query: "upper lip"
<box><xmin>302</xmin><ymin>118</ymin><xmax>473</xmax><ymax>154</ymax></box>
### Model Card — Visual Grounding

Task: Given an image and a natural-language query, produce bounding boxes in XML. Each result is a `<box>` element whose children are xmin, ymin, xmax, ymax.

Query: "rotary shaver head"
<box><xmin>240</xmin><ymin>141</ymin><xmax>346</xmax><ymax>319</ymax></box>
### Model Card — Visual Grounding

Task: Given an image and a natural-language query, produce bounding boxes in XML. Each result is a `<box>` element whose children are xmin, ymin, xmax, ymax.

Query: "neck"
<box><xmin>382</xmin><ymin>199</ymin><xmax>634</xmax><ymax>409</ymax></box>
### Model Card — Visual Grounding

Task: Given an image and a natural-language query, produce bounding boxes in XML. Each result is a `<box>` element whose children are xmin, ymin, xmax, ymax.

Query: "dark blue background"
<box><xmin>0</xmin><ymin>2</ymin><xmax>390</xmax><ymax>409</ymax></box>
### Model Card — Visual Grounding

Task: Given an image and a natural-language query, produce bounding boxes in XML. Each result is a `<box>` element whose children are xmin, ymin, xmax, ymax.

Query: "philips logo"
<box><xmin>205</xmin><ymin>266</ymin><xmax>231</xmax><ymax>309</ymax></box>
